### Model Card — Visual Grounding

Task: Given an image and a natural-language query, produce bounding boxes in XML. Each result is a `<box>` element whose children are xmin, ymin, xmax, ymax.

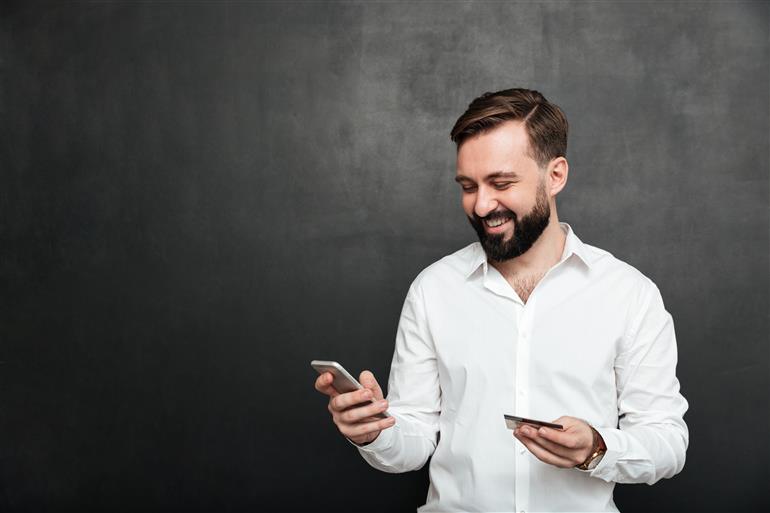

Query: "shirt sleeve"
<box><xmin>352</xmin><ymin>280</ymin><xmax>441</xmax><ymax>473</ymax></box>
<box><xmin>588</xmin><ymin>278</ymin><xmax>690</xmax><ymax>484</ymax></box>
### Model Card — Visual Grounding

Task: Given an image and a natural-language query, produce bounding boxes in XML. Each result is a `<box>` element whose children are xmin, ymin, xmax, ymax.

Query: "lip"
<box><xmin>484</xmin><ymin>218</ymin><xmax>512</xmax><ymax>233</ymax></box>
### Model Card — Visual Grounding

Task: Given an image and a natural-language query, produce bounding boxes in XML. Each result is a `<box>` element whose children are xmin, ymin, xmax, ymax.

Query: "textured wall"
<box><xmin>1</xmin><ymin>1</ymin><xmax>767</xmax><ymax>511</ymax></box>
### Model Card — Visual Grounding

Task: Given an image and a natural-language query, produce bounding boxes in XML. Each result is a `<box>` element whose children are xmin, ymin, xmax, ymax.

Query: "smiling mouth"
<box><xmin>484</xmin><ymin>218</ymin><xmax>511</xmax><ymax>229</ymax></box>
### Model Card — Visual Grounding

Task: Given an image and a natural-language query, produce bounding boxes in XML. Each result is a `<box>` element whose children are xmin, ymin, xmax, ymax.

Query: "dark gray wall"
<box><xmin>1</xmin><ymin>1</ymin><xmax>767</xmax><ymax>511</ymax></box>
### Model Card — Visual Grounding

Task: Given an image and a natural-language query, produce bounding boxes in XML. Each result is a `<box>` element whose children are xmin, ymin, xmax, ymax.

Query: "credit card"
<box><xmin>504</xmin><ymin>414</ymin><xmax>564</xmax><ymax>431</ymax></box>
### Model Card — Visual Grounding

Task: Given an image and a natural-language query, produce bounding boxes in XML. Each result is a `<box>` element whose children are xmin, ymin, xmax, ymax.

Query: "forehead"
<box><xmin>455</xmin><ymin>120</ymin><xmax>538</xmax><ymax>179</ymax></box>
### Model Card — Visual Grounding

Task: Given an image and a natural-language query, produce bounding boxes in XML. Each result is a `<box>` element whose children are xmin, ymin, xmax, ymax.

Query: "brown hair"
<box><xmin>450</xmin><ymin>88</ymin><xmax>568</xmax><ymax>169</ymax></box>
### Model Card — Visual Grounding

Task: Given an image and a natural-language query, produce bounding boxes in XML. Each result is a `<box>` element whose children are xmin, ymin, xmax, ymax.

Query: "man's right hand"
<box><xmin>314</xmin><ymin>369</ymin><xmax>396</xmax><ymax>446</ymax></box>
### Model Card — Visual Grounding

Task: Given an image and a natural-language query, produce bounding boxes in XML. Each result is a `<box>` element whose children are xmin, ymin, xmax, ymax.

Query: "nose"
<box><xmin>473</xmin><ymin>186</ymin><xmax>499</xmax><ymax>219</ymax></box>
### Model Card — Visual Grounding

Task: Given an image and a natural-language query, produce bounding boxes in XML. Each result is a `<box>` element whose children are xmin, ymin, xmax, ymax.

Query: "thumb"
<box><xmin>359</xmin><ymin>370</ymin><xmax>384</xmax><ymax>401</ymax></box>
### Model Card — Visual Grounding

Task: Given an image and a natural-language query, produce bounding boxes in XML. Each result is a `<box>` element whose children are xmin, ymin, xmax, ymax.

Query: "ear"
<box><xmin>546</xmin><ymin>157</ymin><xmax>569</xmax><ymax>197</ymax></box>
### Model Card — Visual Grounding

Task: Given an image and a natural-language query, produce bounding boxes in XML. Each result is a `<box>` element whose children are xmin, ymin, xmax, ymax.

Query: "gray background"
<box><xmin>1</xmin><ymin>1</ymin><xmax>768</xmax><ymax>511</ymax></box>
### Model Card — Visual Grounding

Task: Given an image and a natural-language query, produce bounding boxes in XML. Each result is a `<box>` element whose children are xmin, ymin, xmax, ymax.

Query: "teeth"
<box><xmin>485</xmin><ymin>218</ymin><xmax>507</xmax><ymax>227</ymax></box>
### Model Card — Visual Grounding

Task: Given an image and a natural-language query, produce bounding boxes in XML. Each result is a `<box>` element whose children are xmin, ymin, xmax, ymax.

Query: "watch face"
<box><xmin>586</xmin><ymin>451</ymin><xmax>605</xmax><ymax>470</ymax></box>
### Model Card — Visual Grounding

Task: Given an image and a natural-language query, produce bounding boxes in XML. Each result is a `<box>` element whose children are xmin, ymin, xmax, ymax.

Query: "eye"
<box><xmin>493</xmin><ymin>182</ymin><xmax>513</xmax><ymax>190</ymax></box>
<box><xmin>461</xmin><ymin>185</ymin><xmax>477</xmax><ymax>193</ymax></box>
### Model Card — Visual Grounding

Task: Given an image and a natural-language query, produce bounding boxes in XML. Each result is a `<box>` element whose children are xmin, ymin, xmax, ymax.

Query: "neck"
<box><xmin>489</xmin><ymin>211</ymin><xmax>566</xmax><ymax>279</ymax></box>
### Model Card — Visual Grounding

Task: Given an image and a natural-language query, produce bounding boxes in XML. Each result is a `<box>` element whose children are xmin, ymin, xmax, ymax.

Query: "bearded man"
<box><xmin>314</xmin><ymin>88</ymin><xmax>688</xmax><ymax>512</ymax></box>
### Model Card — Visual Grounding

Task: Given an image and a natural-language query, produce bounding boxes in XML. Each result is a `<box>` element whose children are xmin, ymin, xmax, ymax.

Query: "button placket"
<box><xmin>514</xmin><ymin>299</ymin><xmax>535</xmax><ymax>513</ymax></box>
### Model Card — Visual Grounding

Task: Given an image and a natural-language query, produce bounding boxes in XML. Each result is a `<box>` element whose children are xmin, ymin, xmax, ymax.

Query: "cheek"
<box><xmin>500</xmin><ymin>195</ymin><xmax>526</xmax><ymax>216</ymax></box>
<box><xmin>461</xmin><ymin>195</ymin><xmax>475</xmax><ymax>216</ymax></box>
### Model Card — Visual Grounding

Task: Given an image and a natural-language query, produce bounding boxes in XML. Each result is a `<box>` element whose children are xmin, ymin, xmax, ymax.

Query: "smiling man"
<box><xmin>314</xmin><ymin>88</ymin><xmax>689</xmax><ymax>512</ymax></box>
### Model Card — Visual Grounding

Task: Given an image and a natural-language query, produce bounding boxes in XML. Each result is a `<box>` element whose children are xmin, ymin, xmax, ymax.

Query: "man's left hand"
<box><xmin>513</xmin><ymin>416</ymin><xmax>599</xmax><ymax>468</ymax></box>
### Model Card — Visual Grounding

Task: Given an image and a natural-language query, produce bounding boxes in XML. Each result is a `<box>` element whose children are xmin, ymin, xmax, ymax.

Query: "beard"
<box><xmin>467</xmin><ymin>181</ymin><xmax>551</xmax><ymax>263</ymax></box>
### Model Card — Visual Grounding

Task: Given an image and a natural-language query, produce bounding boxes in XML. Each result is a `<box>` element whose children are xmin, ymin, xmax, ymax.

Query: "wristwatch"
<box><xmin>576</xmin><ymin>426</ymin><xmax>607</xmax><ymax>471</ymax></box>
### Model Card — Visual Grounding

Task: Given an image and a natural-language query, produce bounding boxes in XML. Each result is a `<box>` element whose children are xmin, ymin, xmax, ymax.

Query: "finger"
<box><xmin>514</xmin><ymin>431</ymin><xmax>574</xmax><ymax>468</ymax></box>
<box><xmin>330</xmin><ymin>387</ymin><xmax>374</xmax><ymax>412</ymax></box>
<box><xmin>344</xmin><ymin>416</ymin><xmax>396</xmax><ymax>438</ymax></box>
<box><xmin>550</xmin><ymin>416</ymin><xmax>584</xmax><ymax>432</ymax></box>
<box><xmin>517</xmin><ymin>427</ymin><xmax>583</xmax><ymax>463</ymax></box>
<box><xmin>359</xmin><ymin>370</ymin><xmax>384</xmax><ymax>401</ymax></box>
<box><xmin>539</xmin><ymin>417</ymin><xmax>595</xmax><ymax>454</ymax></box>
<box><xmin>537</xmin><ymin>425</ymin><xmax>580</xmax><ymax>448</ymax></box>
<box><xmin>359</xmin><ymin>415</ymin><xmax>388</xmax><ymax>423</ymax></box>
<box><xmin>314</xmin><ymin>372</ymin><xmax>340</xmax><ymax>398</ymax></box>
<box><xmin>339</xmin><ymin>399</ymin><xmax>388</xmax><ymax>424</ymax></box>
<box><xmin>552</xmin><ymin>415</ymin><xmax>577</xmax><ymax>426</ymax></box>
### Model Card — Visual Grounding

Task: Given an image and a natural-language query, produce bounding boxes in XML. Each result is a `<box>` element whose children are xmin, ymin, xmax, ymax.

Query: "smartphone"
<box><xmin>311</xmin><ymin>360</ymin><xmax>391</xmax><ymax>418</ymax></box>
<box><xmin>504</xmin><ymin>414</ymin><xmax>564</xmax><ymax>431</ymax></box>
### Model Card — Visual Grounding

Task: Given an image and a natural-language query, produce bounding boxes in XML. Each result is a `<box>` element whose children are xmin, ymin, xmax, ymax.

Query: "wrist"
<box><xmin>576</xmin><ymin>426</ymin><xmax>606</xmax><ymax>471</ymax></box>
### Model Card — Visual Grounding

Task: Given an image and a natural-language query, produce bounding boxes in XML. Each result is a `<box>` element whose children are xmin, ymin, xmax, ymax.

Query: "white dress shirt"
<box><xmin>354</xmin><ymin>222</ymin><xmax>689</xmax><ymax>512</ymax></box>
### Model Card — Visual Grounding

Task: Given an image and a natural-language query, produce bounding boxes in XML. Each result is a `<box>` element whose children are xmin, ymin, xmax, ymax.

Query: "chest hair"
<box><xmin>509</xmin><ymin>272</ymin><xmax>545</xmax><ymax>304</ymax></box>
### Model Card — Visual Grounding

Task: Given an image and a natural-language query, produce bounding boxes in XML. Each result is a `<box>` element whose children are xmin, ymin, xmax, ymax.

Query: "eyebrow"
<box><xmin>454</xmin><ymin>171</ymin><xmax>520</xmax><ymax>183</ymax></box>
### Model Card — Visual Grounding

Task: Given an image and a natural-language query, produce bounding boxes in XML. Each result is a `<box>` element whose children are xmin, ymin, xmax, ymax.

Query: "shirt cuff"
<box><xmin>345</xmin><ymin>423</ymin><xmax>396</xmax><ymax>453</ymax></box>
<box><xmin>581</xmin><ymin>425</ymin><xmax>622</xmax><ymax>481</ymax></box>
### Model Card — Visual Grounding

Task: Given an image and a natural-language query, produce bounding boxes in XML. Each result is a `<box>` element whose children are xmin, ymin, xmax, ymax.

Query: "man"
<box><xmin>314</xmin><ymin>88</ymin><xmax>689</xmax><ymax>512</ymax></box>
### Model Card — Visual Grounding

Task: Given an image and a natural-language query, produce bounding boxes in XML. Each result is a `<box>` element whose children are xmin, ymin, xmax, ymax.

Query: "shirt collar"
<box><xmin>464</xmin><ymin>222</ymin><xmax>593</xmax><ymax>279</ymax></box>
